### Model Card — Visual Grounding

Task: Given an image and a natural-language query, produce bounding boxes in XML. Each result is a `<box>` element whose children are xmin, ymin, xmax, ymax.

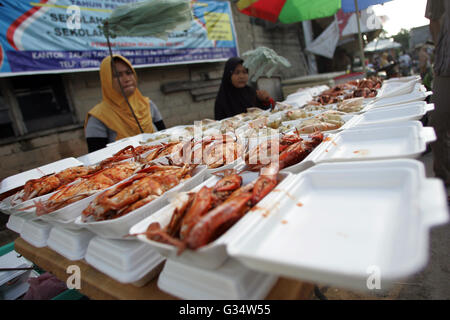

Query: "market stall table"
<box><xmin>13</xmin><ymin>237</ymin><xmax>314</xmax><ymax>300</ymax></box>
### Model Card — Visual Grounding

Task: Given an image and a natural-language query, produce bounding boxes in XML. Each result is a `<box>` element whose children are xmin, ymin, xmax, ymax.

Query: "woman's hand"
<box><xmin>256</xmin><ymin>90</ymin><xmax>271</xmax><ymax>103</ymax></box>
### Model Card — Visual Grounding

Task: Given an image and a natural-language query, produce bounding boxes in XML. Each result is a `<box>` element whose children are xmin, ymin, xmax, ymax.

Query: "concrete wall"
<box><xmin>0</xmin><ymin>3</ymin><xmax>308</xmax><ymax>181</ymax></box>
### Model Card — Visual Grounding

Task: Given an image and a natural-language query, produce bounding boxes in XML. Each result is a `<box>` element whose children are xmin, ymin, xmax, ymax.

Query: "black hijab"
<box><xmin>214</xmin><ymin>57</ymin><xmax>261</xmax><ymax>120</ymax></box>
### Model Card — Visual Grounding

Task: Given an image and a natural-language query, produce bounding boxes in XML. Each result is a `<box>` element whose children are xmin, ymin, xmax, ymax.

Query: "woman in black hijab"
<box><xmin>214</xmin><ymin>57</ymin><xmax>274</xmax><ymax>120</ymax></box>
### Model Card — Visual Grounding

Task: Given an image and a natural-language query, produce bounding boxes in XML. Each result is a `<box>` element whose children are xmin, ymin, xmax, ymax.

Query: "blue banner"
<box><xmin>0</xmin><ymin>0</ymin><xmax>239</xmax><ymax>76</ymax></box>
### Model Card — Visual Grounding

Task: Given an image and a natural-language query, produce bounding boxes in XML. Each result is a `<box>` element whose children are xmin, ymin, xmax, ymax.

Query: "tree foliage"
<box><xmin>393</xmin><ymin>28</ymin><xmax>411</xmax><ymax>50</ymax></box>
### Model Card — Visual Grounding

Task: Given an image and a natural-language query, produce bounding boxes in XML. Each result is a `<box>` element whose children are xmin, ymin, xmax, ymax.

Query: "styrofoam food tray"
<box><xmin>383</xmin><ymin>75</ymin><xmax>421</xmax><ymax>83</ymax></box>
<box><xmin>227</xmin><ymin>159</ymin><xmax>449</xmax><ymax>291</ymax></box>
<box><xmin>85</xmin><ymin>237</ymin><xmax>165</xmax><ymax>286</ymax></box>
<box><xmin>376</xmin><ymin>78</ymin><xmax>419</xmax><ymax>99</ymax></box>
<box><xmin>20</xmin><ymin>219</ymin><xmax>52</xmax><ymax>248</ymax></box>
<box><xmin>339</xmin><ymin>102</ymin><xmax>434</xmax><ymax>130</ymax></box>
<box><xmin>6</xmin><ymin>212</ymin><xmax>37</xmax><ymax>234</ymax></box>
<box><xmin>282</xmin><ymin>121</ymin><xmax>436</xmax><ymax>174</ymax></box>
<box><xmin>158</xmin><ymin>258</ymin><xmax>278</xmax><ymax>300</ymax></box>
<box><xmin>47</xmin><ymin>226</ymin><xmax>95</xmax><ymax>261</ymax></box>
<box><xmin>73</xmin><ymin>165</ymin><xmax>208</xmax><ymax>239</ymax></box>
<box><xmin>0</xmin><ymin>187</ymin><xmax>63</xmax><ymax>216</ymax></box>
<box><xmin>129</xmin><ymin>169</ymin><xmax>295</xmax><ymax>270</ymax></box>
<box><xmin>30</xmin><ymin>159</ymin><xmax>145</xmax><ymax>226</ymax></box>
<box><xmin>0</xmin><ymin>157</ymin><xmax>83</xmax><ymax>196</ymax></box>
<box><xmin>368</xmin><ymin>89</ymin><xmax>431</xmax><ymax>109</ymax></box>
<box><xmin>282</xmin><ymin>113</ymin><xmax>356</xmax><ymax>134</ymax></box>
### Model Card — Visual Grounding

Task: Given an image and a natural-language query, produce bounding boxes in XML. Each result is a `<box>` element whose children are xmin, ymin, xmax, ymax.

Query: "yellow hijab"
<box><xmin>85</xmin><ymin>55</ymin><xmax>154</xmax><ymax>141</ymax></box>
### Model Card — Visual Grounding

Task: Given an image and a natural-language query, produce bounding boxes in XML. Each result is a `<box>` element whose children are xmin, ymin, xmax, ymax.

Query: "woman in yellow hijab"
<box><xmin>85</xmin><ymin>55</ymin><xmax>166</xmax><ymax>152</ymax></box>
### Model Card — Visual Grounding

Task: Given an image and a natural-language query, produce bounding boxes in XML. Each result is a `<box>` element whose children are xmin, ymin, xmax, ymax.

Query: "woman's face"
<box><xmin>112</xmin><ymin>60</ymin><xmax>137</xmax><ymax>97</ymax></box>
<box><xmin>231</xmin><ymin>64</ymin><xmax>249</xmax><ymax>88</ymax></box>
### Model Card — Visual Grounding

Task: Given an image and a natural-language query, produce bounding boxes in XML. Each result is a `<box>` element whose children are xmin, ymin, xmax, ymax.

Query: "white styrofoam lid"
<box><xmin>0</xmin><ymin>157</ymin><xmax>83</xmax><ymax>195</ymax></box>
<box><xmin>369</xmin><ymin>89</ymin><xmax>430</xmax><ymax>109</ymax></box>
<box><xmin>309</xmin><ymin>121</ymin><xmax>436</xmax><ymax>163</ymax></box>
<box><xmin>355</xmin><ymin>101</ymin><xmax>433</xmax><ymax>126</ymax></box>
<box><xmin>227</xmin><ymin>159</ymin><xmax>449</xmax><ymax>290</ymax></box>
<box><xmin>377</xmin><ymin>79</ymin><xmax>417</xmax><ymax>99</ymax></box>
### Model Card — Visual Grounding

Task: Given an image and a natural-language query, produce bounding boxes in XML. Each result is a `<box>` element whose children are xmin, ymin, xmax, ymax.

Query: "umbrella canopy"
<box><xmin>237</xmin><ymin>0</ymin><xmax>341</xmax><ymax>23</ymax></box>
<box><xmin>237</xmin><ymin>0</ymin><xmax>393</xmax><ymax>23</ymax></box>
<box><xmin>364</xmin><ymin>38</ymin><xmax>402</xmax><ymax>52</ymax></box>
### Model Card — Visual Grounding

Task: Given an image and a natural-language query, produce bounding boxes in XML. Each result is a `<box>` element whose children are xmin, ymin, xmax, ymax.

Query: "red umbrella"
<box><xmin>237</xmin><ymin>0</ymin><xmax>342</xmax><ymax>23</ymax></box>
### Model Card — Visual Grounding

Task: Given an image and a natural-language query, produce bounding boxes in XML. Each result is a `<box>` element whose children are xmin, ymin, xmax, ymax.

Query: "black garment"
<box><xmin>154</xmin><ymin>120</ymin><xmax>166</xmax><ymax>131</ymax></box>
<box><xmin>214</xmin><ymin>57</ymin><xmax>269</xmax><ymax>120</ymax></box>
<box><xmin>86</xmin><ymin>137</ymin><xmax>108</xmax><ymax>153</ymax></box>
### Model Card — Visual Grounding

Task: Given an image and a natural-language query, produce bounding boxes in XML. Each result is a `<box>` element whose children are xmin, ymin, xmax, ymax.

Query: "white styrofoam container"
<box><xmin>368</xmin><ymin>89</ymin><xmax>431</xmax><ymax>109</ymax></box>
<box><xmin>282</xmin><ymin>112</ymin><xmax>355</xmax><ymax>134</ymax></box>
<box><xmin>158</xmin><ymin>258</ymin><xmax>278</xmax><ymax>300</ymax></box>
<box><xmin>74</xmin><ymin>165</ymin><xmax>208</xmax><ymax>239</ymax></box>
<box><xmin>47</xmin><ymin>226</ymin><xmax>96</xmax><ymax>261</ymax></box>
<box><xmin>84</xmin><ymin>237</ymin><xmax>165</xmax><ymax>286</ymax></box>
<box><xmin>282</xmin><ymin>121</ymin><xmax>436</xmax><ymax>174</ymax></box>
<box><xmin>129</xmin><ymin>169</ymin><xmax>295</xmax><ymax>270</ymax></box>
<box><xmin>20</xmin><ymin>219</ymin><xmax>52</xmax><ymax>248</ymax></box>
<box><xmin>383</xmin><ymin>75</ymin><xmax>421</xmax><ymax>83</ymax></box>
<box><xmin>6</xmin><ymin>212</ymin><xmax>37</xmax><ymax>234</ymax></box>
<box><xmin>376</xmin><ymin>78</ymin><xmax>419</xmax><ymax>99</ymax></box>
<box><xmin>227</xmin><ymin>159</ymin><xmax>449</xmax><ymax>291</ymax></box>
<box><xmin>0</xmin><ymin>157</ymin><xmax>83</xmax><ymax>197</ymax></box>
<box><xmin>343</xmin><ymin>102</ymin><xmax>434</xmax><ymax>129</ymax></box>
<box><xmin>1</xmin><ymin>191</ymin><xmax>53</xmax><ymax>216</ymax></box>
<box><xmin>30</xmin><ymin>160</ymin><xmax>144</xmax><ymax>226</ymax></box>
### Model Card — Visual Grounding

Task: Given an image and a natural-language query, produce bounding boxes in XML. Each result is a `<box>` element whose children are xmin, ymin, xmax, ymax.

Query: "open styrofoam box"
<box><xmin>282</xmin><ymin>121</ymin><xmax>436</xmax><ymax>174</ymax></box>
<box><xmin>376</xmin><ymin>77</ymin><xmax>420</xmax><ymax>99</ymax></box>
<box><xmin>129</xmin><ymin>168</ymin><xmax>296</xmax><ymax>270</ymax></box>
<box><xmin>74</xmin><ymin>165</ymin><xmax>207</xmax><ymax>239</ymax></box>
<box><xmin>20</xmin><ymin>219</ymin><xmax>53</xmax><ymax>248</ymax></box>
<box><xmin>30</xmin><ymin>159</ymin><xmax>145</xmax><ymax>226</ymax></box>
<box><xmin>341</xmin><ymin>101</ymin><xmax>434</xmax><ymax>129</ymax></box>
<box><xmin>158</xmin><ymin>258</ymin><xmax>278</xmax><ymax>300</ymax></box>
<box><xmin>0</xmin><ymin>157</ymin><xmax>84</xmax><ymax>211</ymax></box>
<box><xmin>227</xmin><ymin>159</ymin><xmax>449</xmax><ymax>291</ymax></box>
<box><xmin>47</xmin><ymin>226</ymin><xmax>96</xmax><ymax>261</ymax></box>
<box><xmin>368</xmin><ymin>87</ymin><xmax>431</xmax><ymax>109</ymax></box>
<box><xmin>84</xmin><ymin>236</ymin><xmax>165</xmax><ymax>286</ymax></box>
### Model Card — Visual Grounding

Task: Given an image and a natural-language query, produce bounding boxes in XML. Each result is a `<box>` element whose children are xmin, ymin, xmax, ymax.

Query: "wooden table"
<box><xmin>14</xmin><ymin>237</ymin><xmax>314</xmax><ymax>300</ymax></box>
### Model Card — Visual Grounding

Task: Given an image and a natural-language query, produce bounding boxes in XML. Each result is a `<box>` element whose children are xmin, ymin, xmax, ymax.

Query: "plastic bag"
<box><xmin>242</xmin><ymin>47</ymin><xmax>291</xmax><ymax>81</ymax></box>
<box><xmin>102</xmin><ymin>0</ymin><xmax>193</xmax><ymax>40</ymax></box>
